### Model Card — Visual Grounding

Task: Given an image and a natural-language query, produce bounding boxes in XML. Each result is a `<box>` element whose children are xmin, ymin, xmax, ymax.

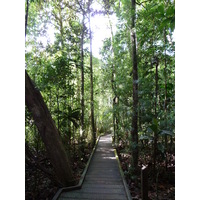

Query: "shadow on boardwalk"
<box><xmin>58</xmin><ymin>134</ymin><xmax>129</xmax><ymax>200</ymax></box>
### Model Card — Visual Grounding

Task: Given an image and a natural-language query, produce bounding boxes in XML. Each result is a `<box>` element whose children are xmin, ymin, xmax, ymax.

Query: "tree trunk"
<box><xmin>25</xmin><ymin>71</ymin><xmax>75</xmax><ymax>187</ymax></box>
<box><xmin>164</xmin><ymin>28</ymin><xmax>168</xmax><ymax>170</ymax></box>
<box><xmin>113</xmin><ymin>96</ymin><xmax>119</xmax><ymax>144</ymax></box>
<box><xmin>113</xmin><ymin>97</ymin><xmax>116</xmax><ymax>143</ymax></box>
<box><xmin>154</xmin><ymin>62</ymin><xmax>158</xmax><ymax>118</ymax></box>
<box><xmin>56</xmin><ymin>90</ymin><xmax>60</xmax><ymax>133</ymax></box>
<box><xmin>25</xmin><ymin>0</ymin><xmax>29</xmax><ymax>38</ymax></box>
<box><xmin>58</xmin><ymin>3</ymin><xmax>64</xmax><ymax>49</ymax></box>
<box><xmin>108</xmin><ymin>15</ymin><xmax>117</xmax><ymax>144</ymax></box>
<box><xmin>141</xmin><ymin>166</ymin><xmax>149</xmax><ymax>200</ymax></box>
<box><xmin>153</xmin><ymin>61</ymin><xmax>159</xmax><ymax>177</ymax></box>
<box><xmin>116</xmin><ymin>106</ymin><xmax>119</xmax><ymax>143</ymax></box>
<box><xmin>111</xmin><ymin>64</ymin><xmax>116</xmax><ymax>143</ymax></box>
<box><xmin>131</xmin><ymin>0</ymin><xmax>139</xmax><ymax>174</ymax></box>
<box><xmin>80</xmin><ymin>15</ymin><xmax>85</xmax><ymax>138</ymax></box>
<box><xmin>89</xmin><ymin>11</ymin><xmax>96</xmax><ymax>147</ymax></box>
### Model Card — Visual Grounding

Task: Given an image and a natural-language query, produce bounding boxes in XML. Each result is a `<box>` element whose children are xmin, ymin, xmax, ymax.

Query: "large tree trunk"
<box><xmin>25</xmin><ymin>71</ymin><xmax>75</xmax><ymax>187</ymax></box>
<box><xmin>131</xmin><ymin>0</ymin><xmax>139</xmax><ymax>174</ymax></box>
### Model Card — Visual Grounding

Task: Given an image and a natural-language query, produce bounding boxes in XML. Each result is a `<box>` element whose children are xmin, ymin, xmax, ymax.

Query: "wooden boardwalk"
<box><xmin>58</xmin><ymin>134</ymin><xmax>130</xmax><ymax>200</ymax></box>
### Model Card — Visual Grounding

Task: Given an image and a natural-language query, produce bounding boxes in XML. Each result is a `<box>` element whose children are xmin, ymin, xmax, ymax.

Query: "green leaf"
<box><xmin>147</xmin><ymin>127</ymin><xmax>153</xmax><ymax>133</ymax></box>
<box><xmin>159</xmin><ymin>130</ymin><xmax>174</xmax><ymax>136</ymax></box>
<box><xmin>166</xmin><ymin>6</ymin><xmax>175</xmax><ymax>16</ymax></box>
<box><xmin>69</xmin><ymin>110</ymin><xmax>80</xmax><ymax>120</ymax></box>
<box><xmin>139</xmin><ymin>135</ymin><xmax>150</xmax><ymax>140</ymax></box>
<box><xmin>152</xmin><ymin>118</ymin><xmax>158</xmax><ymax>126</ymax></box>
<box><xmin>70</xmin><ymin>118</ymin><xmax>79</xmax><ymax>128</ymax></box>
<box><xmin>157</xmin><ymin>5</ymin><xmax>165</xmax><ymax>15</ymax></box>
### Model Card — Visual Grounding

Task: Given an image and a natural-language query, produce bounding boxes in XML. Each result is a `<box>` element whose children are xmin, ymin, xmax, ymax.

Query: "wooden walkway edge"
<box><xmin>53</xmin><ymin>134</ymin><xmax>132</xmax><ymax>200</ymax></box>
<box><xmin>52</xmin><ymin>136</ymin><xmax>101</xmax><ymax>200</ymax></box>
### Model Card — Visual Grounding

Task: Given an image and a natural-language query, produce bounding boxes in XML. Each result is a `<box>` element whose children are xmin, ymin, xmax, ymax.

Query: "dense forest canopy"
<box><xmin>25</xmin><ymin>0</ymin><xmax>175</xmax><ymax>199</ymax></box>
<box><xmin>25</xmin><ymin>0</ymin><xmax>175</xmax><ymax>140</ymax></box>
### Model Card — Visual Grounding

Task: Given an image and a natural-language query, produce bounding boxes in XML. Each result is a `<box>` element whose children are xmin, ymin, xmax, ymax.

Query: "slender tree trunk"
<box><xmin>25</xmin><ymin>0</ymin><xmax>29</xmax><ymax>38</ymax></box>
<box><xmin>153</xmin><ymin>61</ymin><xmax>159</xmax><ymax>177</ymax></box>
<box><xmin>25</xmin><ymin>71</ymin><xmax>75</xmax><ymax>187</ymax></box>
<box><xmin>108</xmin><ymin>14</ymin><xmax>117</xmax><ymax>144</ymax></box>
<box><xmin>56</xmin><ymin>90</ymin><xmax>60</xmax><ymax>133</ymax></box>
<box><xmin>164</xmin><ymin>28</ymin><xmax>168</xmax><ymax>170</ymax></box>
<box><xmin>151</xmin><ymin>15</ymin><xmax>158</xmax><ymax>179</ymax></box>
<box><xmin>155</xmin><ymin>62</ymin><xmax>158</xmax><ymax>117</ymax></box>
<box><xmin>131</xmin><ymin>0</ymin><xmax>139</xmax><ymax>174</ymax></box>
<box><xmin>80</xmin><ymin>15</ymin><xmax>85</xmax><ymax>138</ymax></box>
<box><xmin>116</xmin><ymin>105</ymin><xmax>119</xmax><ymax>143</ymax></box>
<box><xmin>111</xmin><ymin>63</ymin><xmax>116</xmax><ymax>143</ymax></box>
<box><xmin>113</xmin><ymin>97</ymin><xmax>116</xmax><ymax>143</ymax></box>
<box><xmin>68</xmin><ymin>106</ymin><xmax>72</xmax><ymax>146</ymax></box>
<box><xmin>89</xmin><ymin>12</ymin><xmax>96</xmax><ymax>147</ymax></box>
<box><xmin>113</xmin><ymin>96</ymin><xmax>119</xmax><ymax>144</ymax></box>
<box><xmin>58</xmin><ymin>4</ymin><xmax>64</xmax><ymax>49</ymax></box>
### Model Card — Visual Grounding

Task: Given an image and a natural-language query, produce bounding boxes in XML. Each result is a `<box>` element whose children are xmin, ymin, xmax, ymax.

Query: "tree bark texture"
<box><xmin>25</xmin><ymin>71</ymin><xmax>75</xmax><ymax>187</ymax></box>
<box><xmin>131</xmin><ymin>0</ymin><xmax>139</xmax><ymax>172</ymax></box>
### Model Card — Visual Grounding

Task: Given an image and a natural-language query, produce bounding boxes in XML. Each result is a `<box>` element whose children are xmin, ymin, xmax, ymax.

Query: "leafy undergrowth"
<box><xmin>117</xmin><ymin>142</ymin><xmax>175</xmax><ymax>200</ymax></box>
<box><xmin>25</xmin><ymin>143</ymin><xmax>93</xmax><ymax>200</ymax></box>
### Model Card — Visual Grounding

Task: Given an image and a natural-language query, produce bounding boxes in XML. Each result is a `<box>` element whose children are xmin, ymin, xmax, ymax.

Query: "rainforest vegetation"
<box><xmin>25</xmin><ymin>0</ymin><xmax>175</xmax><ymax>199</ymax></box>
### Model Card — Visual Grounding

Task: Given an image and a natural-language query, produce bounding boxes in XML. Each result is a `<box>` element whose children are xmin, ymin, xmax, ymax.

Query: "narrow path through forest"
<box><xmin>58</xmin><ymin>134</ymin><xmax>129</xmax><ymax>200</ymax></box>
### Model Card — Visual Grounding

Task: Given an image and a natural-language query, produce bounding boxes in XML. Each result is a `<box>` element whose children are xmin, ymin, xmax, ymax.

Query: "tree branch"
<box><xmin>136</xmin><ymin>0</ymin><xmax>151</xmax><ymax>9</ymax></box>
<box><xmin>75</xmin><ymin>0</ymin><xmax>86</xmax><ymax>15</ymax></box>
<box><xmin>63</xmin><ymin>1</ymin><xmax>79</xmax><ymax>13</ymax></box>
<box><xmin>136</xmin><ymin>0</ymin><xmax>150</xmax><ymax>5</ymax></box>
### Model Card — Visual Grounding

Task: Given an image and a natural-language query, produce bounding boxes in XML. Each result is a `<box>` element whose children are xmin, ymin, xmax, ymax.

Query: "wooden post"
<box><xmin>141</xmin><ymin>166</ymin><xmax>149</xmax><ymax>200</ymax></box>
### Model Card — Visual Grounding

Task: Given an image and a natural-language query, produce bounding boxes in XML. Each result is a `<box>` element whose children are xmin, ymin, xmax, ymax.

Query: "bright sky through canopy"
<box><xmin>90</xmin><ymin>1</ymin><xmax>117</xmax><ymax>58</ymax></box>
<box><xmin>90</xmin><ymin>13</ymin><xmax>117</xmax><ymax>58</ymax></box>
<box><xmin>32</xmin><ymin>2</ymin><xmax>117</xmax><ymax>59</ymax></box>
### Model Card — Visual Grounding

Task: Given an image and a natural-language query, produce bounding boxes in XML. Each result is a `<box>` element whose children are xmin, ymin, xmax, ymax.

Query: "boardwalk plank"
<box><xmin>58</xmin><ymin>134</ymin><xmax>128</xmax><ymax>200</ymax></box>
<box><xmin>70</xmin><ymin>187</ymin><xmax>126</xmax><ymax>194</ymax></box>
<box><xmin>60</xmin><ymin>192</ymin><xmax>127</xmax><ymax>200</ymax></box>
<box><xmin>82</xmin><ymin>183</ymin><xmax>125</xmax><ymax>189</ymax></box>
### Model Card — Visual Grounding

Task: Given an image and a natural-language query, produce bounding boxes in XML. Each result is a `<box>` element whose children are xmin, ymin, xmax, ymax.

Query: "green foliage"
<box><xmin>99</xmin><ymin>0</ymin><xmax>175</xmax><ymax>166</ymax></box>
<box><xmin>25</xmin><ymin>0</ymin><xmax>175</xmax><ymax>173</ymax></box>
<box><xmin>159</xmin><ymin>130</ymin><xmax>174</xmax><ymax>137</ymax></box>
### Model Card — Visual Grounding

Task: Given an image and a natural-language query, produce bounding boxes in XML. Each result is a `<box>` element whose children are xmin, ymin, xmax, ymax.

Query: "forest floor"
<box><xmin>25</xmin><ymin>143</ymin><xmax>93</xmax><ymax>200</ymax></box>
<box><xmin>117</xmin><ymin>141</ymin><xmax>175</xmax><ymax>200</ymax></box>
